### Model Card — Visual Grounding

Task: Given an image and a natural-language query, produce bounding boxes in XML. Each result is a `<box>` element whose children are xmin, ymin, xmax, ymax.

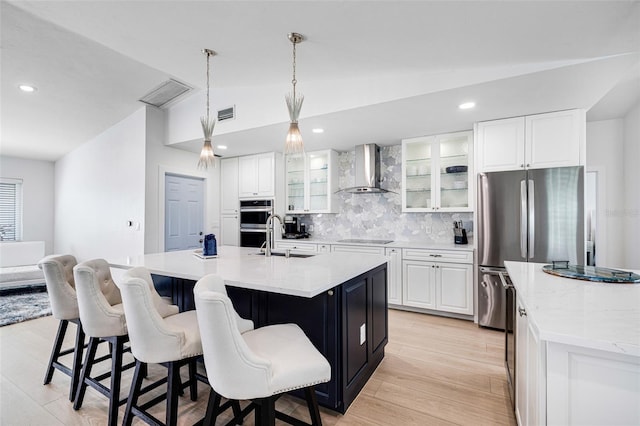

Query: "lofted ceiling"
<box><xmin>1</xmin><ymin>1</ymin><xmax>639</xmax><ymax>161</ymax></box>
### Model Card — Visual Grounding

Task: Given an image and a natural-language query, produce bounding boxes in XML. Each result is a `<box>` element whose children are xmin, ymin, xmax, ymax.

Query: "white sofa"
<box><xmin>0</xmin><ymin>241</ymin><xmax>45</xmax><ymax>290</ymax></box>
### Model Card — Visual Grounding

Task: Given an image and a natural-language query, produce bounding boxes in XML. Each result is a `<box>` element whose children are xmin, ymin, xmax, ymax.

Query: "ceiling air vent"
<box><xmin>218</xmin><ymin>106</ymin><xmax>235</xmax><ymax>122</ymax></box>
<box><xmin>139</xmin><ymin>79</ymin><xmax>192</xmax><ymax>108</ymax></box>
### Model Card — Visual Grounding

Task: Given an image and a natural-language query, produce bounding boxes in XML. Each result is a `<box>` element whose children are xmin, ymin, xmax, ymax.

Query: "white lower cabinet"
<box><xmin>401</xmin><ymin>248</ymin><xmax>473</xmax><ymax>316</ymax></box>
<box><xmin>330</xmin><ymin>244</ymin><xmax>385</xmax><ymax>255</ymax></box>
<box><xmin>385</xmin><ymin>248</ymin><xmax>402</xmax><ymax>306</ymax></box>
<box><xmin>273</xmin><ymin>241</ymin><xmax>318</xmax><ymax>253</ymax></box>
<box><xmin>515</xmin><ymin>299</ymin><xmax>544</xmax><ymax>426</ymax></box>
<box><xmin>403</xmin><ymin>260</ymin><xmax>436</xmax><ymax>309</ymax></box>
<box><xmin>436</xmin><ymin>262</ymin><xmax>473</xmax><ymax>315</ymax></box>
<box><xmin>515</xmin><ymin>295</ymin><xmax>640</xmax><ymax>426</ymax></box>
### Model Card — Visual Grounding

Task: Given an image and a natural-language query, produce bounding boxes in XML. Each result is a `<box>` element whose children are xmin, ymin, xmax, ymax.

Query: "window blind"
<box><xmin>0</xmin><ymin>178</ymin><xmax>23</xmax><ymax>241</ymax></box>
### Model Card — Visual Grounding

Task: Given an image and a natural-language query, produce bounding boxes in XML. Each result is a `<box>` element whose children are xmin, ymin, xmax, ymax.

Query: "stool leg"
<box><xmin>44</xmin><ymin>320</ymin><xmax>68</xmax><ymax>385</ymax></box>
<box><xmin>188</xmin><ymin>359</ymin><xmax>198</xmax><ymax>401</ymax></box>
<box><xmin>69</xmin><ymin>321</ymin><xmax>85</xmax><ymax>401</ymax></box>
<box><xmin>107</xmin><ymin>336</ymin><xmax>124</xmax><ymax>426</ymax></box>
<box><xmin>123</xmin><ymin>360</ymin><xmax>145</xmax><ymax>426</ymax></box>
<box><xmin>74</xmin><ymin>337</ymin><xmax>99</xmax><ymax>410</ymax></box>
<box><xmin>257</xmin><ymin>397</ymin><xmax>276</xmax><ymax>426</ymax></box>
<box><xmin>304</xmin><ymin>387</ymin><xmax>322</xmax><ymax>426</ymax></box>
<box><xmin>166</xmin><ymin>362</ymin><xmax>180</xmax><ymax>426</ymax></box>
<box><xmin>232</xmin><ymin>400</ymin><xmax>243</xmax><ymax>425</ymax></box>
<box><xmin>204</xmin><ymin>389</ymin><xmax>222</xmax><ymax>426</ymax></box>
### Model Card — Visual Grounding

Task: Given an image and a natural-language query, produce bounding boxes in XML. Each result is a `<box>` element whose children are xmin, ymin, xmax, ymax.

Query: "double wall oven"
<box><xmin>239</xmin><ymin>199</ymin><xmax>273</xmax><ymax>248</ymax></box>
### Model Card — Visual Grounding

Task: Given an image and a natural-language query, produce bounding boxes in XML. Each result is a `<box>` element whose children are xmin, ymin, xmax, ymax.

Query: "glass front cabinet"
<box><xmin>286</xmin><ymin>149</ymin><xmax>338</xmax><ymax>214</ymax></box>
<box><xmin>402</xmin><ymin>131</ymin><xmax>473</xmax><ymax>212</ymax></box>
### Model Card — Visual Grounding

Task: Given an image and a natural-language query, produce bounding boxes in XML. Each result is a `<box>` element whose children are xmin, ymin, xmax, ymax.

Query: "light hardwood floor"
<box><xmin>0</xmin><ymin>309</ymin><xmax>516</xmax><ymax>425</ymax></box>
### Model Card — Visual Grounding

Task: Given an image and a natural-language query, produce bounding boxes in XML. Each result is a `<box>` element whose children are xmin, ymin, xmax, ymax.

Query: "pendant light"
<box><xmin>284</xmin><ymin>32</ymin><xmax>305</xmax><ymax>156</ymax></box>
<box><xmin>198</xmin><ymin>48</ymin><xmax>216</xmax><ymax>169</ymax></box>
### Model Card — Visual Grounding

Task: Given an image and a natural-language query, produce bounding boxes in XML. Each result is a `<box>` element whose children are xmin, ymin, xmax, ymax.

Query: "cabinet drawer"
<box><xmin>273</xmin><ymin>241</ymin><xmax>318</xmax><ymax>253</ymax></box>
<box><xmin>331</xmin><ymin>245</ymin><xmax>385</xmax><ymax>255</ymax></box>
<box><xmin>402</xmin><ymin>248</ymin><xmax>472</xmax><ymax>264</ymax></box>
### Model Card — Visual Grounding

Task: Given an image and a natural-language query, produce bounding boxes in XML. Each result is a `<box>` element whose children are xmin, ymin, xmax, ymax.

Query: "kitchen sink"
<box><xmin>253</xmin><ymin>251</ymin><xmax>315</xmax><ymax>258</ymax></box>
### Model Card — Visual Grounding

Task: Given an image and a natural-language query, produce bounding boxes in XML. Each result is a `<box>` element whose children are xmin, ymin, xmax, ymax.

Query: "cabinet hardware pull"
<box><xmin>518</xmin><ymin>307</ymin><xmax>527</xmax><ymax>317</ymax></box>
<box><xmin>328</xmin><ymin>290</ymin><xmax>334</xmax><ymax>296</ymax></box>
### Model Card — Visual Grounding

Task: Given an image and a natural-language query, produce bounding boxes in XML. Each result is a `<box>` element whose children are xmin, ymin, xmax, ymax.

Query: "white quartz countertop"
<box><xmin>110</xmin><ymin>246</ymin><xmax>387</xmax><ymax>298</ymax></box>
<box><xmin>281</xmin><ymin>238</ymin><xmax>474</xmax><ymax>251</ymax></box>
<box><xmin>505</xmin><ymin>261</ymin><xmax>640</xmax><ymax>357</ymax></box>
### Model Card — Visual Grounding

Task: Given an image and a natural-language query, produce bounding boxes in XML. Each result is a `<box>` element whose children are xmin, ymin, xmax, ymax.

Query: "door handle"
<box><xmin>199</xmin><ymin>239</ymin><xmax>203</xmax><ymax>244</ymax></box>
<box><xmin>528</xmin><ymin>179</ymin><xmax>535</xmax><ymax>259</ymax></box>
<box><xmin>520</xmin><ymin>180</ymin><xmax>527</xmax><ymax>259</ymax></box>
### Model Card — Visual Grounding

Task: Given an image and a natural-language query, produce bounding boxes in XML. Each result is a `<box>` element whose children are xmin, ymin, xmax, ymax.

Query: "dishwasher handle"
<box><xmin>498</xmin><ymin>271</ymin><xmax>514</xmax><ymax>290</ymax></box>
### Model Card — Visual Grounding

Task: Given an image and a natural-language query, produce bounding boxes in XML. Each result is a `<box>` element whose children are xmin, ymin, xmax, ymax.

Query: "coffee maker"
<box><xmin>283</xmin><ymin>216</ymin><xmax>299</xmax><ymax>239</ymax></box>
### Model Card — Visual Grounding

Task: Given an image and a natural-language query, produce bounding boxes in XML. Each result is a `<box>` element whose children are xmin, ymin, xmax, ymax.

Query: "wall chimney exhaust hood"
<box><xmin>339</xmin><ymin>144</ymin><xmax>393</xmax><ymax>194</ymax></box>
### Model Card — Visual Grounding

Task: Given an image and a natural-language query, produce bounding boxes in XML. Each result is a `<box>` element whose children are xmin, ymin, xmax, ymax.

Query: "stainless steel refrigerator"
<box><xmin>477</xmin><ymin>166</ymin><xmax>584</xmax><ymax>329</ymax></box>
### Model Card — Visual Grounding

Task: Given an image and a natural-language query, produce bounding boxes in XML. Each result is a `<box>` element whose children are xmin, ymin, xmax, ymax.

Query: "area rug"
<box><xmin>0</xmin><ymin>286</ymin><xmax>51</xmax><ymax>327</ymax></box>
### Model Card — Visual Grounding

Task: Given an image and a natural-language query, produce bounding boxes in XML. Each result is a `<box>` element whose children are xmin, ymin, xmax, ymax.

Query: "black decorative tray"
<box><xmin>542</xmin><ymin>261</ymin><xmax>640</xmax><ymax>283</ymax></box>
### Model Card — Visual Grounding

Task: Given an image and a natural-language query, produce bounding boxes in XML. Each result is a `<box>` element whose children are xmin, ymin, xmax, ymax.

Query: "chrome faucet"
<box><xmin>265</xmin><ymin>214</ymin><xmax>284</xmax><ymax>257</ymax></box>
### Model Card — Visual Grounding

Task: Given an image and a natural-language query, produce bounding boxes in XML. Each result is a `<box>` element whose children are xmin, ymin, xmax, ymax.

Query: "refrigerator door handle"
<box><xmin>520</xmin><ymin>180</ymin><xmax>527</xmax><ymax>259</ymax></box>
<box><xmin>528</xmin><ymin>179</ymin><xmax>535</xmax><ymax>258</ymax></box>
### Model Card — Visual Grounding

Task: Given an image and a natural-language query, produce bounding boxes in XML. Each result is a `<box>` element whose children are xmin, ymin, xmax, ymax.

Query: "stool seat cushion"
<box><xmin>162</xmin><ymin>311</ymin><xmax>203</xmax><ymax>361</ymax></box>
<box><xmin>243</xmin><ymin>323</ymin><xmax>331</xmax><ymax>395</ymax></box>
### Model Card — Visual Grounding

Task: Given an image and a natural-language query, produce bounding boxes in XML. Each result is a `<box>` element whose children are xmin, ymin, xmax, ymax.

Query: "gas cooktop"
<box><xmin>337</xmin><ymin>239</ymin><xmax>394</xmax><ymax>244</ymax></box>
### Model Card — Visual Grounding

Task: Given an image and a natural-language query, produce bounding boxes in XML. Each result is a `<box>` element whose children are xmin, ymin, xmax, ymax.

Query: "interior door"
<box><xmin>164</xmin><ymin>174</ymin><xmax>204</xmax><ymax>251</ymax></box>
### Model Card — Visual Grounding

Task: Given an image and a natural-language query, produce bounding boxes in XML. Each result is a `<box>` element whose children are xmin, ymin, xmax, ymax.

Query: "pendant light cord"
<box><xmin>206</xmin><ymin>50</ymin><xmax>211</xmax><ymax>121</ymax></box>
<box><xmin>291</xmin><ymin>40</ymin><xmax>297</xmax><ymax>103</ymax></box>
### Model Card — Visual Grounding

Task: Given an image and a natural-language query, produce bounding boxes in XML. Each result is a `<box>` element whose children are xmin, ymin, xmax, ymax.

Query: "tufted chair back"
<box><xmin>38</xmin><ymin>254</ymin><xmax>79</xmax><ymax>320</ymax></box>
<box><xmin>121</xmin><ymin>267</ymin><xmax>179</xmax><ymax>318</ymax></box>
<box><xmin>73</xmin><ymin>259</ymin><xmax>126</xmax><ymax>338</ymax></box>
<box><xmin>119</xmin><ymin>274</ymin><xmax>202</xmax><ymax>364</ymax></box>
<box><xmin>194</xmin><ymin>286</ymin><xmax>271</xmax><ymax>400</ymax></box>
<box><xmin>193</xmin><ymin>274</ymin><xmax>254</xmax><ymax>334</ymax></box>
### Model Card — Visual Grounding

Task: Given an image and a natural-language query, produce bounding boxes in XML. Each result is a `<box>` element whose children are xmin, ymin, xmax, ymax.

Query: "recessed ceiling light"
<box><xmin>312</xmin><ymin>128</ymin><xmax>324</xmax><ymax>134</ymax></box>
<box><xmin>19</xmin><ymin>84</ymin><xmax>37</xmax><ymax>93</ymax></box>
<box><xmin>216</xmin><ymin>145</ymin><xmax>227</xmax><ymax>150</ymax></box>
<box><xmin>458</xmin><ymin>102</ymin><xmax>475</xmax><ymax>110</ymax></box>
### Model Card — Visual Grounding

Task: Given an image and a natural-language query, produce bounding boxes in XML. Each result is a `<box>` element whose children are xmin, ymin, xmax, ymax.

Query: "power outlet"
<box><xmin>425</xmin><ymin>226</ymin><xmax>432</xmax><ymax>234</ymax></box>
<box><xmin>359</xmin><ymin>324</ymin><xmax>366</xmax><ymax>345</ymax></box>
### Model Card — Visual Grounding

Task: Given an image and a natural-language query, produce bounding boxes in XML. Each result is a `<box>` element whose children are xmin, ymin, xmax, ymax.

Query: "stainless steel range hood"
<box><xmin>339</xmin><ymin>144</ymin><xmax>391</xmax><ymax>194</ymax></box>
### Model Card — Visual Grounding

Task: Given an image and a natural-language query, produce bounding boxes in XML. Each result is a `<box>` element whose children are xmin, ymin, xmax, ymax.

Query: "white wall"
<box><xmin>623</xmin><ymin>102</ymin><xmax>640</xmax><ymax>269</ymax></box>
<box><xmin>144</xmin><ymin>106</ymin><xmax>220</xmax><ymax>254</ymax></box>
<box><xmin>0</xmin><ymin>156</ymin><xmax>55</xmax><ymax>254</ymax></box>
<box><xmin>54</xmin><ymin>109</ymin><xmax>146</xmax><ymax>261</ymax></box>
<box><xmin>586</xmin><ymin>119</ymin><xmax>625</xmax><ymax>268</ymax></box>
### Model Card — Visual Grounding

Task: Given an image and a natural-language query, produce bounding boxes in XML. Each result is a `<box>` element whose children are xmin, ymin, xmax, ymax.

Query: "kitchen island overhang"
<box><xmin>110</xmin><ymin>246</ymin><xmax>389</xmax><ymax>413</ymax></box>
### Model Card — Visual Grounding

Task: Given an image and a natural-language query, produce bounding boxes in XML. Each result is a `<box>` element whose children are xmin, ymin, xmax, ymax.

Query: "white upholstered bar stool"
<box><xmin>119</xmin><ymin>266</ymin><xmax>204</xmax><ymax>426</ymax></box>
<box><xmin>38</xmin><ymin>254</ymin><xmax>85</xmax><ymax>401</ymax></box>
<box><xmin>72</xmin><ymin>258</ymin><xmax>135</xmax><ymax>426</ymax></box>
<box><xmin>194</xmin><ymin>276</ymin><xmax>331</xmax><ymax>426</ymax></box>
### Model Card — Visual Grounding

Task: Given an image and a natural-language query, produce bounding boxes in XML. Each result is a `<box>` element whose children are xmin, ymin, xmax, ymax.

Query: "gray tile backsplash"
<box><xmin>295</xmin><ymin>145</ymin><xmax>473</xmax><ymax>244</ymax></box>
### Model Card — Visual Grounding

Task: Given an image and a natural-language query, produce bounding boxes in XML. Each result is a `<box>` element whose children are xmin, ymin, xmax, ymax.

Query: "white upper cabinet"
<box><xmin>238</xmin><ymin>152</ymin><xmax>276</xmax><ymax>198</ymax></box>
<box><xmin>476</xmin><ymin>109</ymin><xmax>584</xmax><ymax>172</ymax></box>
<box><xmin>285</xmin><ymin>150</ymin><xmax>338</xmax><ymax>214</ymax></box>
<box><xmin>221</xmin><ymin>157</ymin><xmax>239</xmax><ymax>215</ymax></box>
<box><xmin>402</xmin><ymin>130</ymin><xmax>474</xmax><ymax>212</ymax></box>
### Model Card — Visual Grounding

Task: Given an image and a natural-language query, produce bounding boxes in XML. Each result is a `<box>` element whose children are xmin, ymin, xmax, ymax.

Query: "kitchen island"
<box><xmin>110</xmin><ymin>246</ymin><xmax>389</xmax><ymax>413</ymax></box>
<box><xmin>505</xmin><ymin>261</ymin><xmax>640</xmax><ymax>426</ymax></box>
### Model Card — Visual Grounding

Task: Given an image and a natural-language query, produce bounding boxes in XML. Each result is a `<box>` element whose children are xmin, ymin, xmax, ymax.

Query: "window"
<box><xmin>0</xmin><ymin>178</ymin><xmax>23</xmax><ymax>241</ymax></box>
